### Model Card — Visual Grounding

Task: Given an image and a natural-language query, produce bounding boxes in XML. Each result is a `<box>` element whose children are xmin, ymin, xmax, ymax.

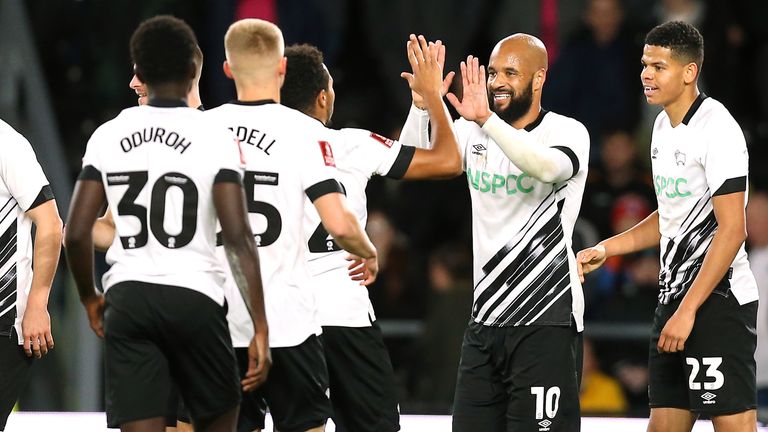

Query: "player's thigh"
<box><xmin>683</xmin><ymin>292</ymin><xmax>757</xmax><ymax>417</ymax></box>
<box><xmin>711</xmin><ymin>409</ymin><xmax>757</xmax><ymax>432</ymax></box>
<box><xmin>452</xmin><ymin>322</ymin><xmax>506</xmax><ymax>432</ymax></box>
<box><xmin>261</xmin><ymin>335</ymin><xmax>332</xmax><ymax>432</ymax></box>
<box><xmin>0</xmin><ymin>330</ymin><xmax>33</xmax><ymax>430</ymax></box>
<box><xmin>647</xmin><ymin>407</ymin><xmax>697</xmax><ymax>432</ymax></box>
<box><xmin>503</xmin><ymin>325</ymin><xmax>581</xmax><ymax>432</ymax></box>
<box><xmin>233</xmin><ymin>347</ymin><xmax>268</xmax><ymax>432</ymax></box>
<box><xmin>322</xmin><ymin>324</ymin><xmax>399</xmax><ymax>432</ymax></box>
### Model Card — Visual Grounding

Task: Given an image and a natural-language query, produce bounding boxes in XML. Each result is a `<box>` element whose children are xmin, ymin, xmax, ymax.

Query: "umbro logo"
<box><xmin>538</xmin><ymin>419</ymin><xmax>552</xmax><ymax>431</ymax></box>
<box><xmin>652</xmin><ymin>147</ymin><xmax>658</xmax><ymax>159</ymax></box>
<box><xmin>472</xmin><ymin>143</ymin><xmax>487</xmax><ymax>156</ymax></box>
<box><xmin>701</xmin><ymin>392</ymin><xmax>717</xmax><ymax>404</ymax></box>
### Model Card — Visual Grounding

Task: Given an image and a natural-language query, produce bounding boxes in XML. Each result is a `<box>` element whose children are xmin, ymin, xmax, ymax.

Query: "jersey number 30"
<box><xmin>108</xmin><ymin>171</ymin><xmax>197</xmax><ymax>249</ymax></box>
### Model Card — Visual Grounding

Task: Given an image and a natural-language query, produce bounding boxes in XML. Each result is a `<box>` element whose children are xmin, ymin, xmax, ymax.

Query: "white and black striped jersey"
<box><xmin>303</xmin><ymin>127</ymin><xmax>415</xmax><ymax>328</ymax></box>
<box><xmin>0</xmin><ymin>120</ymin><xmax>55</xmax><ymax>345</ymax></box>
<box><xmin>205</xmin><ymin>101</ymin><xmax>342</xmax><ymax>348</ymax></box>
<box><xmin>80</xmin><ymin>100</ymin><xmax>244</xmax><ymax>306</ymax></box>
<box><xmin>457</xmin><ymin>111</ymin><xmax>589</xmax><ymax>330</ymax></box>
<box><xmin>651</xmin><ymin>94</ymin><xmax>758</xmax><ymax>305</ymax></box>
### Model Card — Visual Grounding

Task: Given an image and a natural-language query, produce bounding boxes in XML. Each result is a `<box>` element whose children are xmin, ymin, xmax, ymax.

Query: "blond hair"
<box><xmin>224</xmin><ymin>19</ymin><xmax>284</xmax><ymax>81</ymax></box>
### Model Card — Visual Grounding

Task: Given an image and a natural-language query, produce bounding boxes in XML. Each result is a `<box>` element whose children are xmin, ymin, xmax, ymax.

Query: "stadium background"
<box><xmin>1</xmin><ymin>0</ymin><xmax>767</xmax><ymax>423</ymax></box>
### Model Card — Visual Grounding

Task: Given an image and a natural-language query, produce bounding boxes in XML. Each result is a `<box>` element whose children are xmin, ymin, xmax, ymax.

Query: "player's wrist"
<box><xmin>79</xmin><ymin>291</ymin><xmax>100</xmax><ymax>304</ymax></box>
<box><xmin>476</xmin><ymin>111</ymin><xmax>495</xmax><ymax>128</ymax></box>
<box><xmin>27</xmin><ymin>289</ymin><xmax>50</xmax><ymax>307</ymax></box>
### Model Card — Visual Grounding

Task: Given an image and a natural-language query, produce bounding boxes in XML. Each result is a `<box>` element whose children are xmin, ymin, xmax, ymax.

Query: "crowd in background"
<box><xmin>11</xmin><ymin>0</ymin><xmax>768</xmax><ymax>419</ymax></box>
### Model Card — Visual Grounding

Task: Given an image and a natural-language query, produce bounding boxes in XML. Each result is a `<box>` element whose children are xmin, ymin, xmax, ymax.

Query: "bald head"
<box><xmin>492</xmin><ymin>34</ymin><xmax>548</xmax><ymax>71</ymax></box>
<box><xmin>224</xmin><ymin>19</ymin><xmax>284</xmax><ymax>82</ymax></box>
<box><xmin>487</xmin><ymin>34</ymin><xmax>549</xmax><ymax>125</ymax></box>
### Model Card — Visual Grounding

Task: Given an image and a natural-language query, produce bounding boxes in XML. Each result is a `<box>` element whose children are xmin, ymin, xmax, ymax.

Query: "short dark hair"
<box><xmin>645</xmin><ymin>20</ymin><xmax>704</xmax><ymax>68</ymax></box>
<box><xmin>282</xmin><ymin>44</ymin><xmax>329</xmax><ymax>114</ymax></box>
<box><xmin>130</xmin><ymin>15</ymin><xmax>198</xmax><ymax>86</ymax></box>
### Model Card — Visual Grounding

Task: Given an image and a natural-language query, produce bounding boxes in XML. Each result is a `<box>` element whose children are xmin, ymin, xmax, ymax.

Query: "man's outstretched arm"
<box><xmin>399</xmin><ymin>35</ymin><xmax>462</xmax><ymax>180</ymax></box>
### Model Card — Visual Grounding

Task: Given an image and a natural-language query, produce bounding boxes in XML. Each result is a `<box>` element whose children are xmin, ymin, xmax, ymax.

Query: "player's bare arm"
<box><xmin>313</xmin><ymin>192</ymin><xmax>378</xmax><ymax>285</ymax></box>
<box><xmin>577</xmin><ymin>210</ymin><xmax>661</xmax><ymax>282</ymax></box>
<box><xmin>657</xmin><ymin>192</ymin><xmax>747</xmax><ymax>354</ymax></box>
<box><xmin>92</xmin><ymin>207</ymin><xmax>115</xmax><ymax>252</ymax></box>
<box><xmin>213</xmin><ymin>181</ymin><xmax>271</xmax><ymax>391</ymax></box>
<box><xmin>22</xmin><ymin>200</ymin><xmax>62</xmax><ymax>358</ymax></box>
<box><xmin>64</xmin><ymin>178</ymin><xmax>107</xmax><ymax>338</ymax></box>
<box><xmin>399</xmin><ymin>35</ymin><xmax>462</xmax><ymax>180</ymax></box>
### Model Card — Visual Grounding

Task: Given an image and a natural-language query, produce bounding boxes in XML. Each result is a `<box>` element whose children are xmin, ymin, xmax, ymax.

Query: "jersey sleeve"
<box><xmin>454</xmin><ymin>118</ymin><xmax>472</xmax><ymax>172</ymax></box>
<box><xmin>80</xmin><ymin>126</ymin><xmax>105</xmax><ymax>183</ymax></box>
<box><xmin>399</xmin><ymin>104</ymin><xmax>431</xmax><ymax>149</ymax></box>
<box><xmin>211</xmin><ymin>126</ymin><xmax>246</xmax><ymax>184</ymax></box>
<box><xmin>301</xmin><ymin>134</ymin><xmax>344</xmax><ymax>202</ymax></box>
<box><xmin>703</xmin><ymin>115</ymin><xmax>748</xmax><ymax>196</ymax></box>
<box><xmin>0</xmin><ymin>129</ymin><xmax>53</xmax><ymax>211</ymax></box>
<box><xmin>548</xmin><ymin>118</ymin><xmax>590</xmax><ymax>180</ymax></box>
<box><xmin>341</xmin><ymin>128</ymin><xmax>415</xmax><ymax>180</ymax></box>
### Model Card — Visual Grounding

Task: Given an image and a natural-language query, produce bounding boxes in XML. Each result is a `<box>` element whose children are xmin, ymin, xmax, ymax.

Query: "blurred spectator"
<box><xmin>491</xmin><ymin>0</ymin><xmax>588</xmax><ymax>64</ymax></box>
<box><xmin>366</xmin><ymin>210</ymin><xmax>422</xmax><ymax>319</ymax></box>
<box><xmin>655</xmin><ymin>0</ymin><xmax>705</xmax><ymax>27</ymax></box>
<box><xmin>413</xmin><ymin>243</ymin><xmax>473</xmax><ymax>412</ymax></box>
<box><xmin>580</xmin><ymin>338</ymin><xmax>628</xmax><ymax>415</ymax></box>
<box><xmin>746</xmin><ymin>190</ymin><xmax>768</xmax><ymax>423</ymax></box>
<box><xmin>585</xmin><ymin>193</ymin><xmax>660</xmax><ymax>321</ymax></box>
<box><xmin>544</xmin><ymin>0</ymin><xmax>643</xmax><ymax>159</ymax></box>
<box><xmin>613</xmin><ymin>359</ymin><xmax>650</xmax><ymax>416</ymax></box>
<box><xmin>581</xmin><ymin>128</ymin><xmax>655</xmax><ymax>240</ymax></box>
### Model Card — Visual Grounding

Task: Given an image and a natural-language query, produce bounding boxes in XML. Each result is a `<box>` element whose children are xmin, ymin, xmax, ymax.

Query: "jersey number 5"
<box><xmin>107</xmin><ymin>171</ymin><xmax>198</xmax><ymax>249</ymax></box>
<box><xmin>216</xmin><ymin>170</ymin><xmax>283</xmax><ymax>247</ymax></box>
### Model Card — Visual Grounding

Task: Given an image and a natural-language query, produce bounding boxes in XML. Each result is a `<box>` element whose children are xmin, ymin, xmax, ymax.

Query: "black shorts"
<box><xmin>253</xmin><ymin>334</ymin><xmax>332</xmax><ymax>432</ymax></box>
<box><xmin>174</xmin><ymin>347</ymin><xmax>268</xmax><ymax>431</ymax></box>
<box><xmin>322</xmin><ymin>324</ymin><xmax>400</xmax><ymax>432</ymax></box>
<box><xmin>649</xmin><ymin>287</ymin><xmax>757</xmax><ymax>415</ymax></box>
<box><xmin>0</xmin><ymin>328</ymin><xmax>34</xmax><ymax>430</ymax></box>
<box><xmin>452</xmin><ymin>321</ymin><xmax>581</xmax><ymax>432</ymax></box>
<box><xmin>104</xmin><ymin>281</ymin><xmax>240</xmax><ymax>428</ymax></box>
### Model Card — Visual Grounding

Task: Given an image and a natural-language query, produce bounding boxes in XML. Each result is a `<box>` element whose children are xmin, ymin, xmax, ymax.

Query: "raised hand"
<box><xmin>401</xmin><ymin>34</ymin><xmax>455</xmax><ymax>109</ymax></box>
<box><xmin>446</xmin><ymin>56</ymin><xmax>492</xmax><ymax>125</ymax></box>
<box><xmin>575</xmin><ymin>244</ymin><xmax>607</xmax><ymax>283</ymax></box>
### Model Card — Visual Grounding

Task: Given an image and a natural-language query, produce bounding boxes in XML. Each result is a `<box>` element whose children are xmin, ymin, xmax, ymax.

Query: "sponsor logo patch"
<box><xmin>319</xmin><ymin>141</ymin><xmax>336</xmax><ymax>167</ymax></box>
<box><xmin>251</xmin><ymin>172</ymin><xmax>279</xmax><ymax>186</ymax></box>
<box><xmin>370</xmin><ymin>132</ymin><xmax>395</xmax><ymax>148</ymax></box>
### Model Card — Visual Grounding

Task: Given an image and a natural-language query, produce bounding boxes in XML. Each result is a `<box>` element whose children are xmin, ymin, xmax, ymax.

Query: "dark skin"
<box><xmin>65</xmin><ymin>71</ymin><xmax>270</xmax><ymax>432</ymax></box>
